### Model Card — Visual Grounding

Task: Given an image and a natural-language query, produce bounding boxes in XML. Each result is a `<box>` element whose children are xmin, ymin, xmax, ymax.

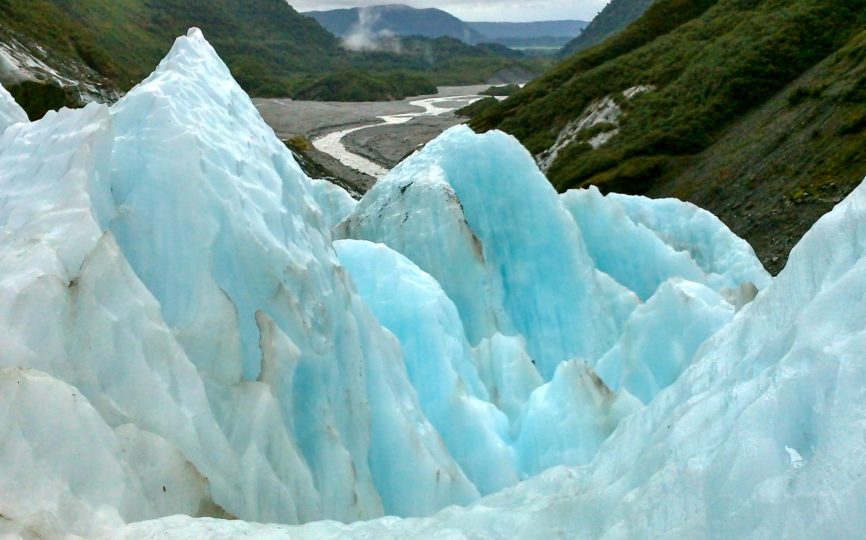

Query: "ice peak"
<box><xmin>113</xmin><ymin>22</ymin><xmax>273</xmax><ymax>160</ymax></box>
<box><xmin>136</xmin><ymin>25</ymin><xmax>232</xmax><ymax>91</ymax></box>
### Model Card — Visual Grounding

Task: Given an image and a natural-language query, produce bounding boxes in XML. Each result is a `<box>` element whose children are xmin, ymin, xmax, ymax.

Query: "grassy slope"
<box><xmin>472</xmin><ymin>0</ymin><xmax>866</xmax><ymax>271</ymax></box>
<box><xmin>472</xmin><ymin>0</ymin><xmax>721</xmax><ymax>152</ymax></box>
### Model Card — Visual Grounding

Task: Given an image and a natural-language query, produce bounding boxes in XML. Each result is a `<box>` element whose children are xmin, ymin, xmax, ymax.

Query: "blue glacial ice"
<box><xmin>340</xmin><ymin>127</ymin><xmax>641</xmax><ymax>380</ymax></box>
<box><xmin>310</xmin><ymin>178</ymin><xmax>358</xmax><ymax>230</ymax></box>
<box><xmin>594</xmin><ymin>277</ymin><xmax>735</xmax><ymax>404</ymax></box>
<box><xmin>561</xmin><ymin>186</ymin><xmax>771</xmax><ymax>301</ymax></box>
<box><xmin>2</xmin><ymin>27</ymin><xmax>860</xmax><ymax>540</ymax></box>
<box><xmin>0</xmin><ymin>29</ymin><xmax>476</xmax><ymax>532</ymax></box>
<box><xmin>110</xmin><ymin>158</ymin><xmax>866</xmax><ymax>540</ymax></box>
<box><xmin>335</xmin><ymin>239</ymin><xmax>518</xmax><ymax>494</ymax></box>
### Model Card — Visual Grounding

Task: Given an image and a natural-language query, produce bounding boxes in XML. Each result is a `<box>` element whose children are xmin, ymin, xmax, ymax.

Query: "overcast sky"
<box><xmin>288</xmin><ymin>1</ymin><xmax>610</xmax><ymax>23</ymax></box>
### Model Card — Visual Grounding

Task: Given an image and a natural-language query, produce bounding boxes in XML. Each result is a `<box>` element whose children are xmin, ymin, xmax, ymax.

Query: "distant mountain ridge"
<box><xmin>0</xmin><ymin>0</ymin><xmax>344</xmax><ymax>101</ymax></box>
<box><xmin>0</xmin><ymin>0</ymin><xmax>542</xmax><ymax>112</ymax></box>
<box><xmin>305</xmin><ymin>5</ymin><xmax>586</xmax><ymax>48</ymax></box>
<box><xmin>466</xmin><ymin>20</ymin><xmax>587</xmax><ymax>40</ymax></box>
<box><xmin>467</xmin><ymin>20</ymin><xmax>588</xmax><ymax>48</ymax></box>
<box><xmin>306</xmin><ymin>5</ymin><xmax>484</xmax><ymax>44</ymax></box>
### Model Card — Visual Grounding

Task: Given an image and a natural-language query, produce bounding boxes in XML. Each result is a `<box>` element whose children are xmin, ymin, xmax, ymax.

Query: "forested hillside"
<box><xmin>0</xmin><ymin>0</ymin><xmax>340</xmax><ymax>92</ymax></box>
<box><xmin>472</xmin><ymin>0</ymin><xmax>866</xmax><ymax>272</ymax></box>
<box><xmin>561</xmin><ymin>0</ymin><xmax>654</xmax><ymax>55</ymax></box>
<box><xmin>0</xmin><ymin>0</ymin><xmax>539</xmax><ymax>113</ymax></box>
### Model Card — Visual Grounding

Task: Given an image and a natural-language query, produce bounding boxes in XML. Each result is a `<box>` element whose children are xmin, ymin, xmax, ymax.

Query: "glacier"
<box><xmin>0</xmin><ymin>27</ymin><xmax>861</xmax><ymax>540</ymax></box>
<box><xmin>0</xmin><ymin>81</ymin><xmax>26</xmax><ymax>132</ymax></box>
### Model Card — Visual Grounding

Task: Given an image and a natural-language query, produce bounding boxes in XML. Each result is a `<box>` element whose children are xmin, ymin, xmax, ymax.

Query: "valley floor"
<box><xmin>254</xmin><ymin>86</ymin><xmax>488</xmax><ymax>193</ymax></box>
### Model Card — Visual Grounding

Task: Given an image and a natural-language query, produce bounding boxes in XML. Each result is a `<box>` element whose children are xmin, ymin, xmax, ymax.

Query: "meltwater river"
<box><xmin>311</xmin><ymin>94</ymin><xmax>486</xmax><ymax>178</ymax></box>
<box><xmin>254</xmin><ymin>86</ymin><xmax>510</xmax><ymax>185</ymax></box>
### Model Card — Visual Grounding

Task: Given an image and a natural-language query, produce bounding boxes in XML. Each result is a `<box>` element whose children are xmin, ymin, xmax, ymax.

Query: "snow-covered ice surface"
<box><xmin>2</xmin><ymin>28</ymin><xmax>861</xmax><ymax>540</ymax></box>
<box><xmin>0</xmin><ymin>81</ymin><xmax>26</xmax><ymax>131</ymax></box>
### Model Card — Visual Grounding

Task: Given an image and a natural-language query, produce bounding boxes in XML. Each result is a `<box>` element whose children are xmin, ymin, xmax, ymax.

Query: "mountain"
<box><xmin>305</xmin><ymin>5</ymin><xmax>485</xmax><ymax>44</ymax></box>
<box><xmin>0</xmin><ymin>0</ymin><xmax>343</xmax><ymax>108</ymax></box>
<box><xmin>0</xmin><ymin>0</ymin><xmax>345</xmax><ymax>87</ymax></box>
<box><xmin>471</xmin><ymin>0</ymin><xmax>866</xmax><ymax>273</ymax></box>
<box><xmin>305</xmin><ymin>7</ymin><xmax>588</xmax><ymax>50</ymax></box>
<box><xmin>467</xmin><ymin>21</ymin><xmax>588</xmax><ymax>40</ymax></box>
<box><xmin>465</xmin><ymin>20</ymin><xmax>588</xmax><ymax>48</ymax></box>
<box><xmin>0</xmin><ymin>0</ymin><xmax>539</xmax><ymax>114</ymax></box>
<box><xmin>561</xmin><ymin>0</ymin><xmax>654</xmax><ymax>55</ymax></box>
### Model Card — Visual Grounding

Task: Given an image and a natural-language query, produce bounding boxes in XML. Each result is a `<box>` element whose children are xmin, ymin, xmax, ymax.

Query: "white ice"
<box><xmin>0</xmin><ymin>81</ymin><xmax>26</xmax><ymax>131</ymax></box>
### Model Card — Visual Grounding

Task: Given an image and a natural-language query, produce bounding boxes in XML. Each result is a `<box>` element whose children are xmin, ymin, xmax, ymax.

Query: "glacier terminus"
<box><xmin>0</xmin><ymin>29</ymin><xmax>864</xmax><ymax>540</ymax></box>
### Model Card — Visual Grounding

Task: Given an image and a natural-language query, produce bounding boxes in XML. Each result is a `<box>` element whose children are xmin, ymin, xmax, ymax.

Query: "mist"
<box><xmin>342</xmin><ymin>7</ymin><xmax>403</xmax><ymax>52</ymax></box>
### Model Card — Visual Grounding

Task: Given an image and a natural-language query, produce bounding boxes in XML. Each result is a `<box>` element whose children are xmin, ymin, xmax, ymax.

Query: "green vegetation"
<box><xmin>472</xmin><ymin>0</ymin><xmax>866</xmax><ymax>272</ymax></box>
<box><xmin>561</xmin><ymin>0</ymin><xmax>655</xmax><ymax>56</ymax></box>
<box><xmin>0</xmin><ymin>0</ymin><xmax>125</xmax><ymax>79</ymax></box>
<box><xmin>480</xmin><ymin>84</ymin><xmax>521</xmax><ymax>97</ymax></box>
<box><xmin>343</xmin><ymin>37</ymin><xmax>543</xmax><ymax>88</ymax></box>
<box><xmin>0</xmin><ymin>0</ymin><xmax>542</xmax><ymax>102</ymax></box>
<box><xmin>0</xmin><ymin>0</ymin><xmax>343</xmax><ymax>95</ymax></box>
<box><xmin>456</xmin><ymin>97</ymin><xmax>499</xmax><ymax>118</ymax></box>
<box><xmin>6</xmin><ymin>80</ymin><xmax>77</xmax><ymax>120</ymax></box>
<box><xmin>474</xmin><ymin>0</ymin><xmax>866</xmax><ymax>190</ymax></box>
<box><xmin>662</xmin><ymin>28</ymin><xmax>866</xmax><ymax>272</ymax></box>
<box><xmin>293</xmin><ymin>71</ymin><xmax>435</xmax><ymax>102</ymax></box>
